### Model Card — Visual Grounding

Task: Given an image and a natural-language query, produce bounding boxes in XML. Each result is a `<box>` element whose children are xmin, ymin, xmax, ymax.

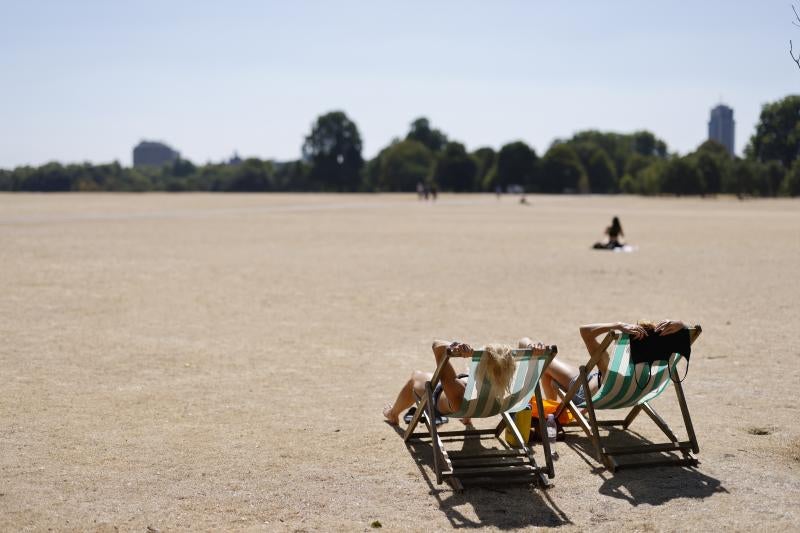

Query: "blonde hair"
<box><xmin>479</xmin><ymin>344</ymin><xmax>517</xmax><ymax>396</ymax></box>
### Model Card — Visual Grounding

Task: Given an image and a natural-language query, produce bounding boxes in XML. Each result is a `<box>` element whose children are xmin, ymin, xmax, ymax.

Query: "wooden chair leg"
<box><xmin>403</xmin><ymin>391</ymin><xmax>428</xmax><ymax>442</ymax></box>
<box><xmin>534</xmin><ymin>382</ymin><xmax>554</xmax><ymax>478</ymax></box>
<box><xmin>622</xmin><ymin>404</ymin><xmax>643</xmax><ymax>429</ymax></box>
<box><xmin>579</xmin><ymin>366</ymin><xmax>606</xmax><ymax>467</ymax></box>
<box><xmin>673</xmin><ymin>379</ymin><xmax>700</xmax><ymax>454</ymax></box>
<box><xmin>641</xmin><ymin>403</ymin><xmax>679</xmax><ymax>443</ymax></box>
<box><xmin>555</xmin><ymin>382</ymin><xmax>593</xmax><ymax>438</ymax></box>
<box><xmin>425</xmin><ymin>382</ymin><xmax>442</xmax><ymax>484</ymax></box>
<box><xmin>494</xmin><ymin>417</ymin><xmax>507</xmax><ymax>438</ymax></box>
<box><xmin>502</xmin><ymin>412</ymin><xmax>527</xmax><ymax>452</ymax></box>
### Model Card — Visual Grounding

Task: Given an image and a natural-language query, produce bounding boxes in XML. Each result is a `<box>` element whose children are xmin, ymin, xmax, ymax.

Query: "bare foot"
<box><xmin>383</xmin><ymin>404</ymin><xmax>399</xmax><ymax>425</ymax></box>
<box><xmin>460</xmin><ymin>417</ymin><xmax>472</xmax><ymax>426</ymax></box>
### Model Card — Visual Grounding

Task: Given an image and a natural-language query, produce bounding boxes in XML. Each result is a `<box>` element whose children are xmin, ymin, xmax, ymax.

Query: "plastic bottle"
<box><xmin>546</xmin><ymin>414</ymin><xmax>559</xmax><ymax>458</ymax></box>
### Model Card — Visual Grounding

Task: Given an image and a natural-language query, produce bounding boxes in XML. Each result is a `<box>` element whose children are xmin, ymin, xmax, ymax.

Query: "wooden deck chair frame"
<box><xmin>404</xmin><ymin>345</ymin><xmax>557</xmax><ymax>491</ymax></box>
<box><xmin>554</xmin><ymin>326</ymin><xmax>702</xmax><ymax>472</ymax></box>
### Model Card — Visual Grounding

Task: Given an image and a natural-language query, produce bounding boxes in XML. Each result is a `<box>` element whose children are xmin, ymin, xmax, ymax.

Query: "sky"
<box><xmin>0</xmin><ymin>1</ymin><xmax>797</xmax><ymax>168</ymax></box>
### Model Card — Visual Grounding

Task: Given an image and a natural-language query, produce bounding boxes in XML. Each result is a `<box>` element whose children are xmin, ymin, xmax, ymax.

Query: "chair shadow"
<box><xmin>393</xmin><ymin>425</ymin><xmax>572</xmax><ymax>529</ymax></box>
<box><xmin>562</xmin><ymin>427</ymin><xmax>728</xmax><ymax>506</ymax></box>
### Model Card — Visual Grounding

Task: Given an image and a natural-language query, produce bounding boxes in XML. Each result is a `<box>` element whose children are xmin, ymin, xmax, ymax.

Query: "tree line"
<box><xmin>2</xmin><ymin>95</ymin><xmax>799</xmax><ymax>196</ymax></box>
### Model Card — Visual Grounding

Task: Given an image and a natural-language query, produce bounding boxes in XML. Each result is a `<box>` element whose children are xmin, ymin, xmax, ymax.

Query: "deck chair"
<box><xmin>404</xmin><ymin>345</ymin><xmax>557</xmax><ymax>491</ymax></box>
<box><xmin>554</xmin><ymin>326</ymin><xmax>702</xmax><ymax>472</ymax></box>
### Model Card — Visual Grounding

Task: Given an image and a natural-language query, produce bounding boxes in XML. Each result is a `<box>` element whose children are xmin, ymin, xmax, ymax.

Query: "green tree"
<box><xmin>471</xmin><ymin>147</ymin><xmax>496</xmax><ymax>191</ymax></box>
<box><xmin>432</xmin><ymin>142</ymin><xmax>477</xmax><ymax>192</ymax></box>
<box><xmin>693</xmin><ymin>152</ymin><xmax>723</xmax><ymax>195</ymax></box>
<box><xmin>0</xmin><ymin>169</ymin><xmax>13</xmax><ymax>190</ymax></box>
<box><xmin>580</xmin><ymin>145</ymin><xmax>617</xmax><ymax>193</ymax></box>
<box><xmin>302</xmin><ymin>110</ymin><xmax>364</xmax><ymax>191</ymax></box>
<box><xmin>378</xmin><ymin>140</ymin><xmax>434</xmax><ymax>191</ymax></box>
<box><xmin>19</xmin><ymin>162</ymin><xmax>72</xmax><ymax>191</ymax></box>
<box><xmin>566</xmin><ymin>130</ymin><xmax>669</xmax><ymax>179</ymax></box>
<box><xmin>619</xmin><ymin>153</ymin><xmax>659</xmax><ymax>194</ymax></box>
<box><xmin>688</xmin><ymin>140</ymin><xmax>732</xmax><ymax>195</ymax></box>
<box><xmin>632</xmin><ymin>130</ymin><xmax>668</xmax><ymax>158</ymax></box>
<box><xmin>661</xmin><ymin>157</ymin><xmax>703</xmax><ymax>195</ymax></box>
<box><xmin>406</xmin><ymin>117</ymin><xmax>448</xmax><ymax>153</ymax></box>
<box><xmin>728</xmin><ymin>159</ymin><xmax>761</xmax><ymax>196</ymax></box>
<box><xmin>156</xmin><ymin>158</ymin><xmax>197</xmax><ymax>191</ymax></box>
<box><xmin>226</xmin><ymin>159</ymin><xmax>273</xmax><ymax>192</ymax></box>
<box><xmin>638</xmin><ymin>159</ymin><xmax>667</xmax><ymax>195</ymax></box>
<box><xmin>567</xmin><ymin>132</ymin><xmax>620</xmax><ymax>178</ymax></box>
<box><xmin>271</xmin><ymin>160</ymin><xmax>311</xmax><ymax>191</ymax></box>
<box><xmin>486</xmin><ymin>141</ymin><xmax>538</xmax><ymax>192</ymax></box>
<box><xmin>363</xmin><ymin>141</ymin><xmax>396</xmax><ymax>192</ymax></box>
<box><xmin>121</xmin><ymin>167</ymin><xmax>155</xmax><ymax>191</ymax></box>
<box><xmin>171</xmin><ymin>158</ymin><xmax>197</xmax><ymax>178</ymax></box>
<box><xmin>762</xmin><ymin>160</ymin><xmax>787</xmax><ymax>197</ymax></box>
<box><xmin>781</xmin><ymin>159</ymin><xmax>800</xmax><ymax>196</ymax></box>
<box><xmin>745</xmin><ymin>95</ymin><xmax>800</xmax><ymax>168</ymax></box>
<box><xmin>541</xmin><ymin>144</ymin><xmax>586</xmax><ymax>193</ymax></box>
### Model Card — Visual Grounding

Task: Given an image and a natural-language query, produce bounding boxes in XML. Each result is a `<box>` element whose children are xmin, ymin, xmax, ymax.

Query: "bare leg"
<box><xmin>383</xmin><ymin>370</ymin><xmax>431</xmax><ymax>425</ymax></box>
<box><xmin>542</xmin><ymin>357</ymin><xmax>601</xmax><ymax>403</ymax></box>
<box><xmin>542</xmin><ymin>358</ymin><xmax>578</xmax><ymax>400</ymax></box>
<box><xmin>518</xmin><ymin>337</ymin><xmax>575</xmax><ymax>400</ymax></box>
<box><xmin>384</xmin><ymin>341</ymin><xmax>469</xmax><ymax>425</ymax></box>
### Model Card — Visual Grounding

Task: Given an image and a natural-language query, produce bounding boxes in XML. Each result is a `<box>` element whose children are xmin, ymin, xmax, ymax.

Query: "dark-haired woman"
<box><xmin>534</xmin><ymin>320</ymin><xmax>686</xmax><ymax>403</ymax></box>
<box><xmin>594</xmin><ymin>216</ymin><xmax>625</xmax><ymax>249</ymax></box>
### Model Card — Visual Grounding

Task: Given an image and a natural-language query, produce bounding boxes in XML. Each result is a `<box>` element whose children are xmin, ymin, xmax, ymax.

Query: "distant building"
<box><xmin>708</xmin><ymin>104</ymin><xmax>735</xmax><ymax>156</ymax></box>
<box><xmin>133</xmin><ymin>140</ymin><xmax>180</xmax><ymax>168</ymax></box>
<box><xmin>228</xmin><ymin>151</ymin><xmax>243</xmax><ymax>166</ymax></box>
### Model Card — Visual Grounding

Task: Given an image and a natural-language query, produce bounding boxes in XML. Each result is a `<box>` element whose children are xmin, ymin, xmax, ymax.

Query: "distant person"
<box><xmin>593</xmin><ymin>216</ymin><xmax>625</xmax><ymax>250</ymax></box>
<box><xmin>495</xmin><ymin>185</ymin><xmax>502</xmax><ymax>198</ymax></box>
<box><xmin>416</xmin><ymin>181</ymin><xmax>425</xmax><ymax>200</ymax></box>
<box><xmin>430</xmin><ymin>183</ymin><xmax>438</xmax><ymax>201</ymax></box>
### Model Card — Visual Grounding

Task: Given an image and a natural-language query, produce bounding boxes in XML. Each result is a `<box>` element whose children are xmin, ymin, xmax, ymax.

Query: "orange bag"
<box><xmin>529</xmin><ymin>399</ymin><xmax>574</xmax><ymax>425</ymax></box>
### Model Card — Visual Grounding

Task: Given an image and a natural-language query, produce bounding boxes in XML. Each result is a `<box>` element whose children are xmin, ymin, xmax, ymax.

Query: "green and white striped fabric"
<box><xmin>448</xmin><ymin>349</ymin><xmax>548</xmax><ymax>419</ymax></box>
<box><xmin>576</xmin><ymin>334</ymin><xmax>683</xmax><ymax>409</ymax></box>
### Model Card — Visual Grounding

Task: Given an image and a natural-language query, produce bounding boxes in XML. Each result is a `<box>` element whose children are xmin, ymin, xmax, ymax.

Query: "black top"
<box><xmin>629</xmin><ymin>328</ymin><xmax>691</xmax><ymax>365</ymax></box>
<box><xmin>629</xmin><ymin>328</ymin><xmax>692</xmax><ymax>387</ymax></box>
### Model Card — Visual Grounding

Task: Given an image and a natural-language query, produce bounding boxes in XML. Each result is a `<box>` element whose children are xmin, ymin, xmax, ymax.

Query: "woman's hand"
<box><xmin>655</xmin><ymin>320</ymin><xmax>684</xmax><ymax>336</ymax></box>
<box><xmin>447</xmin><ymin>342</ymin><xmax>473</xmax><ymax>358</ymax></box>
<box><xmin>526</xmin><ymin>341</ymin><xmax>547</xmax><ymax>356</ymax></box>
<box><xmin>618</xmin><ymin>322</ymin><xmax>647</xmax><ymax>340</ymax></box>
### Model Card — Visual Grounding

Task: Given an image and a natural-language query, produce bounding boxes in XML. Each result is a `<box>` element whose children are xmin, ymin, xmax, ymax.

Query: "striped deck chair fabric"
<box><xmin>577</xmin><ymin>333</ymin><xmax>685</xmax><ymax>409</ymax></box>
<box><xmin>450</xmin><ymin>349</ymin><xmax>549</xmax><ymax>419</ymax></box>
<box><xmin>556</xmin><ymin>326</ymin><xmax>701</xmax><ymax>472</ymax></box>
<box><xmin>404</xmin><ymin>345</ymin><xmax>557</xmax><ymax>490</ymax></box>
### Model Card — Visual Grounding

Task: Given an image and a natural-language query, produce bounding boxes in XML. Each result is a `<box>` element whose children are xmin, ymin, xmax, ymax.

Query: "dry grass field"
<box><xmin>1</xmin><ymin>193</ymin><xmax>798</xmax><ymax>532</ymax></box>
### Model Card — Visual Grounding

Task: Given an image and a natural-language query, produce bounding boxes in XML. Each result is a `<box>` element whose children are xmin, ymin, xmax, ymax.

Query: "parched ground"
<box><xmin>1</xmin><ymin>193</ymin><xmax>798</xmax><ymax>532</ymax></box>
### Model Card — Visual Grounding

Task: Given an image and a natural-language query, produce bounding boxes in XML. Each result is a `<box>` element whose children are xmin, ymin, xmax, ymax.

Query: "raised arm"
<box><xmin>579</xmin><ymin>322</ymin><xmax>642</xmax><ymax>376</ymax></box>
<box><xmin>431</xmin><ymin>340</ymin><xmax>473</xmax><ymax>360</ymax></box>
<box><xmin>432</xmin><ymin>339</ymin><xmax>450</xmax><ymax>360</ymax></box>
<box><xmin>579</xmin><ymin>322</ymin><xmax>651</xmax><ymax>352</ymax></box>
<box><xmin>429</xmin><ymin>340</ymin><xmax>472</xmax><ymax>414</ymax></box>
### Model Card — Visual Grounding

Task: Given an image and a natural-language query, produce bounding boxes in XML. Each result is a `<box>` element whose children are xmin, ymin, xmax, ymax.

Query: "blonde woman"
<box><xmin>383</xmin><ymin>339</ymin><xmax>547</xmax><ymax>426</ymax></box>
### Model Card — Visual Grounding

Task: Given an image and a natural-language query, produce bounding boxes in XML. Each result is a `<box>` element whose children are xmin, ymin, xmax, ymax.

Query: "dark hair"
<box><xmin>611</xmin><ymin>216</ymin><xmax>623</xmax><ymax>234</ymax></box>
<box><xmin>637</xmin><ymin>321</ymin><xmax>656</xmax><ymax>335</ymax></box>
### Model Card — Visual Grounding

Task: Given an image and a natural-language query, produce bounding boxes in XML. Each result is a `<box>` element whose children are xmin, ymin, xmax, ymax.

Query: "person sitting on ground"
<box><xmin>531</xmin><ymin>320</ymin><xmax>687</xmax><ymax>404</ymax></box>
<box><xmin>594</xmin><ymin>216</ymin><xmax>625</xmax><ymax>249</ymax></box>
<box><xmin>383</xmin><ymin>340</ymin><xmax>549</xmax><ymax>426</ymax></box>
